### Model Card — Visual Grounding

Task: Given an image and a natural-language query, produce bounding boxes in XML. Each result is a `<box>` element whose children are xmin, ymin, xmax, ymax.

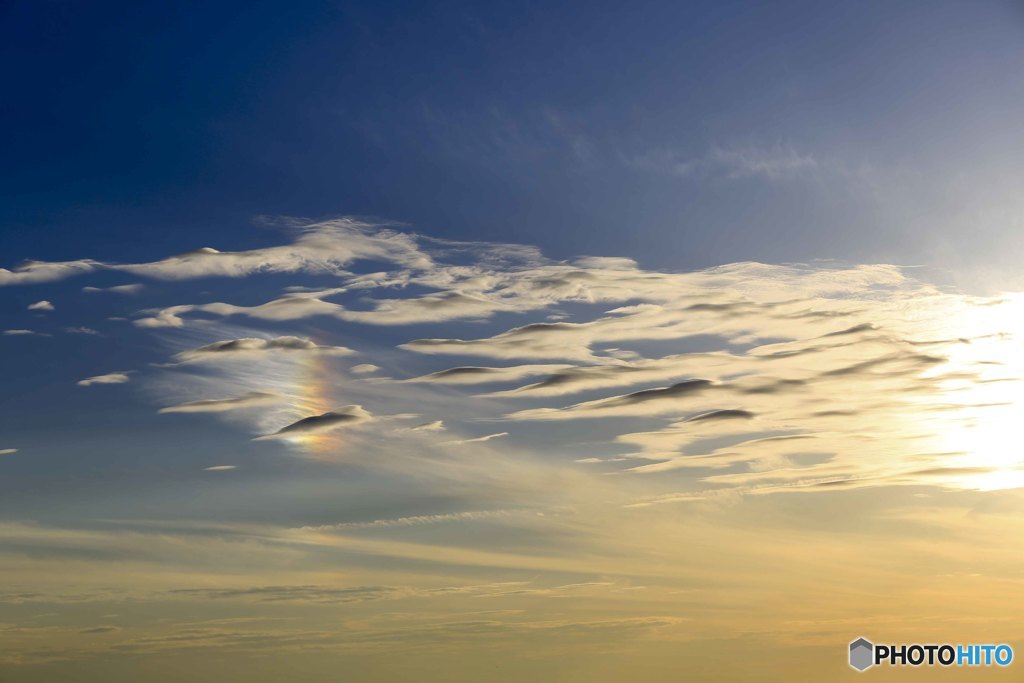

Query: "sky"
<box><xmin>3</xmin><ymin>2</ymin><xmax>1024</xmax><ymax>681</ymax></box>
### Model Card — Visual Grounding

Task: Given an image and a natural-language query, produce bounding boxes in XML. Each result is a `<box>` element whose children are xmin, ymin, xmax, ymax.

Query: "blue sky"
<box><xmin>4</xmin><ymin>1</ymin><xmax>1024</xmax><ymax>272</ymax></box>
<box><xmin>4</xmin><ymin>3</ymin><xmax>1024</xmax><ymax>681</ymax></box>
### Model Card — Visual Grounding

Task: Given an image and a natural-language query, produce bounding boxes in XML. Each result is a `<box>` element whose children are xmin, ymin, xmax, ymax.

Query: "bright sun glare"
<box><xmin>923</xmin><ymin>294</ymin><xmax>1024</xmax><ymax>491</ymax></box>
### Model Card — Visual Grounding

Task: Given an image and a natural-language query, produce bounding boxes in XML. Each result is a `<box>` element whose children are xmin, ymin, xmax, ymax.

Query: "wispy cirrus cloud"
<box><xmin>158</xmin><ymin>391</ymin><xmax>283</xmax><ymax>414</ymax></box>
<box><xmin>65</xmin><ymin>326</ymin><xmax>100</xmax><ymax>335</ymax></box>
<box><xmin>7</xmin><ymin>216</ymin><xmax>1023</xmax><ymax>501</ymax></box>
<box><xmin>628</xmin><ymin>143</ymin><xmax>818</xmax><ymax>181</ymax></box>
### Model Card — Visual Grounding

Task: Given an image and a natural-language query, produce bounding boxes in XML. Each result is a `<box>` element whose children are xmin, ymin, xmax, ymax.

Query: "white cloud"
<box><xmin>350</xmin><ymin>363</ymin><xmax>380</xmax><ymax>375</ymax></box>
<box><xmin>0</xmin><ymin>219</ymin><xmax>433</xmax><ymax>288</ymax></box>
<box><xmin>9</xmin><ymin>217</ymin><xmax>1023</xmax><ymax>498</ymax></box>
<box><xmin>0</xmin><ymin>449</ymin><xmax>17</xmax><ymax>455</ymax></box>
<box><xmin>27</xmin><ymin>300</ymin><xmax>54</xmax><ymax>312</ymax></box>
<box><xmin>443</xmin><ymin>432</ymin><xmax>509</xmax><ymax>446</ymax></box>
<box><xmin>83</xmin><ymin>284</ymin><xmax>144</xmax><ymax>295</ymax></box>
<box><xmin>0</xmin><ymin>259</ymin><xmax>98</xmax><ymax>286</ymax></box>
<box><xmin>77</xmin><ymin>372</ymin><xmax>131</xmax><ymax>387</ymax></box>
<box><xmin>116</xmin><ymin>219</ymin><xmax>433</xmax><ymax>280</ymax></box>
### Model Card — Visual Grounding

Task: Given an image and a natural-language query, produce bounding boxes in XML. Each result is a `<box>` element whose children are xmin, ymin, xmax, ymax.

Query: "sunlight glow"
<box><xmin>924</xmin><ymin>294</ymin><xmax>1024</xmax><ymax>490</ymax></box>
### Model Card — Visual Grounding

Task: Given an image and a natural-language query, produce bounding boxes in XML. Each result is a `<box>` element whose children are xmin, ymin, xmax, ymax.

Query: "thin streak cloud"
<box><xmin>77</xmin><ymin>372</ymin><xmax>131</xmax><ymax>387</ymax></box>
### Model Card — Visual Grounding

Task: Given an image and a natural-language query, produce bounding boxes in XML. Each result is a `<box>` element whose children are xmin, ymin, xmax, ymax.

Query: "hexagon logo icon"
<box><xmin>849</xmin><ymin>637</ymin><xmax>874</xmax><ymax>672</ymax></box>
